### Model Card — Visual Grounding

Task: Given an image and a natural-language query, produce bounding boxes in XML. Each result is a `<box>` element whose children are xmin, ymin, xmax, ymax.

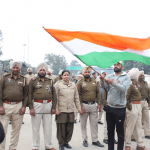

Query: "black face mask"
<box><xmin>38</xmin><ymin>73</ymin><xmax>46</xmax><ymax>78</ymax></box>
<box><xmin>114</xmin><ymin>67</ymin><xmax>122</xmax><ymax>73</ymax></box>
<box><xmin>84</xmin><ymin>75</ymin><xmax>90</xmax><ymax>79</ymax></box>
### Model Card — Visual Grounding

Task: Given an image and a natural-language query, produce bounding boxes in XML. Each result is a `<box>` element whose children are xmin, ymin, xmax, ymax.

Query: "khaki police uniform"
<box><xmin>46</xmin><ymin>74</ymin><xmax>56</xmax><ymax>83</ymax></box>
<box><xmin>0</xmin><ymin>73</ymin><xmax>28</xmax><ymax>150</ymax></box>
<box><xmin>138</xmin><ymin>80</ymin><xmax>150</xmax><ymax>136</ymax></box>
<box><xmin>125</xmin><ymin>80</ymin><xmax>145</xmax><ymax>148</ymax></box>
<box><xmin>55</xmin><ymin>80</ymin><xmax>81</xmax><ymax>146</ymax></box>
<box><xmin>24</xmin><ymin>73</ymin><xmax>35</xmax><ymax>85</ymax></box>
<box><xmin>77</xmin><ymin>77</ymin><xmax>101</xmax><ymax>142</ymax></box>
<box><xmin>28</xmin><ymin>76</ymin><xmax>57</xmax><ymax>150</ymax></box>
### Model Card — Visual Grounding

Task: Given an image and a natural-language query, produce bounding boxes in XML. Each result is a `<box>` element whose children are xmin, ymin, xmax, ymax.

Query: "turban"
<box><xmin>9</xmin><ymin>61</ymin><xmax>22</xmax><ymax>69</ymax></box>
<box><xmin>48</xmin><ymin>69</ymin><xmax>52</xmax><ymax>73</ymax></box>
<box><xmin>139</xmin><ymin>71</ymin><xmax>144</xmax><ymax>77</ymax></box>
<box><xmin>36</xmin><ymin>62</ymin><xmax>48</xmax><ymax>73</ymax></box>
<box><xmin>127</xmin><ymin>68</ymin><xmax>139</xmax><ymax>80</ymax></box>
<box><xmin>59</xmin><ymin>70</ymin><xmax>63</xmax><ymax>75</ymax></box>
<box><xmin>82</xmin><ymin>66</ymin><xmax>92</xmax><ymax>74</ymax></box>
<box><xmin>27</xmin><ymin>68</ymin><xmax>32</xmax><ymax>72</ymax></box>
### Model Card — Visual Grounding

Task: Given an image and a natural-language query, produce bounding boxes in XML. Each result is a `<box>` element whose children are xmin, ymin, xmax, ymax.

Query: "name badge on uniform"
<box><xmin>82</xmin><ymin>82</ymin><xmax>86</xmax><ymax>86</ymax></box>
<box><xmin>37</xmin><ymin>82</ymin><xmax>42</xmax><ymax>87</ymax></box>
<box><xmin>7</xmin><ymin>78</ymin><xmax>12</xmax><ymax>82</ymax></box>
<box><xmin>18</xmin><ymin>81</ymin><xmax>23</xmax><ymax>85</ymax></box>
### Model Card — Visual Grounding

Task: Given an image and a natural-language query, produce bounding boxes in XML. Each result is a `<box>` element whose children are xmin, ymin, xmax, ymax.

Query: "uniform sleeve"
<box><xmin>103</xmin><ymin>89</ymin><xmax>107</xmax><ymax>107</ymax></box>
<box><xmin>22</xmin><ymin>78</ymin><xmax>29</xmax><ymax>108</ymax></box>
<box><xmin>96</xmin><ymin>83</ymin><xmax>101</xmax><ymax>105</ymax></box>
<box><xmin>77</xmin><ymin>81</ymin><xmax>83</xmax><ymax>107</ymax></box>
<box><xmin>28</xmin><ymin>80</ymin><xmax>34</xmax><ymax>109</ymax></box>
<box><xmin>54</xmin><ymin>82</ymin><xmax>59</xmax><ymax>111</ymax></box>
<box><xmin>112</xmin><ymin>76</ymin><xmax>131</xmax><ymax>93</ymax></box>
<box><xmin>0</xmin><ymin>75</ymin><xmax>4</xmax><ymax>107</ymax></box>
<box><xmin>51</xmin><ymin>81</ymin><xmax>57</xmax><ymax>110</ymax></box>
<box><xmin>74</xmin><ymin>85</ymin><xmax>81</xmax><ymax>111</ymax></box>
<box><xmin>126</xmin><ymin>85</ymin><xmax>132</xmax><ymax>110</ymax></box>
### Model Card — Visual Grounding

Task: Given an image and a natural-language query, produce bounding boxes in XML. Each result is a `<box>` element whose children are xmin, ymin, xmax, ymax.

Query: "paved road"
<box><xmin>4</xmin><ymin>108</ymin><xmax>150</xmax><ymax>150</ymax></box>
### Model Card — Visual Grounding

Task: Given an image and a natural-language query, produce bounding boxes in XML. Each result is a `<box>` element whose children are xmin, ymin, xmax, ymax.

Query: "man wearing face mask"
<box><xmin>137</xmin><ymin>71</ymin><xmax>150</xmax><ymax>139</ymax></box>
<box><xmin>100</xmin><ymin>61</ymin><xmax>131</xmax><ymax>150</ymax></box>
<box><xmin>77</xmin><ymin>66</ymin><xmax>104</xmax><ymax>148</ymax></box>
<box><xmin>25</xmin><ymin>68</ymin><xmax>35</xmax><ymax>85</ymax></box>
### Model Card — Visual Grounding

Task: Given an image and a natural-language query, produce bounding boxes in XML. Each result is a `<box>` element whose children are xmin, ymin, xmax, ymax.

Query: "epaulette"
<box><xmin>4</xmin><ymin>73</ymin><xmax>11</xmax><ymax>77</ymax></box>
<box><xmin>31</xmin><ymin>76</ymin><xmax>39</xmax><ymax>81</ymax></box>
<box><xmin>45</xmin><ymin>76</ymin><xmax>52</xmax><ymax>80</ymax></box>
<box><xmin>20</xmin><ymin>74</ymin><xmax>25</xmax><ymax>78</ymax></box>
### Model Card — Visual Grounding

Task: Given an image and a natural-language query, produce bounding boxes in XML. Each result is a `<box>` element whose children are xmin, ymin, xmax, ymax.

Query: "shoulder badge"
<box><xmin>4</xmin><ymin>73</ymin><xmax>11</xmax><ymax>77</ymax></box>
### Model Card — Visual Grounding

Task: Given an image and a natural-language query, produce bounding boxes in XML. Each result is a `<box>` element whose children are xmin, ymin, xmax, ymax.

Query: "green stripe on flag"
<box><xmin>75</xmin><ymin>52</ymin><xmax>150</xmax><ymax>68</ymax></box>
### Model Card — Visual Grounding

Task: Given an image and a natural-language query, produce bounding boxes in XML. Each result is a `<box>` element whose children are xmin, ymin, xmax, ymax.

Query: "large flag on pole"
<box><xmin>43</xmin><ymin>27</ymin><xmax>150</xmax><ymax>68</ymax></box>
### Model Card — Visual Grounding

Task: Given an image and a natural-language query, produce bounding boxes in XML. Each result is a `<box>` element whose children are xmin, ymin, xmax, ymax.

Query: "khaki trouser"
<box><xmin>125</xmin><ymin>104</ymin><xmax>144</xmax><ymax>147</ymax></box>
<box><xmin>31</xmin><ymin>102</ymin><xmax>53</xmax><ymax>149</ymax></box>
<box><xmin>80</xmin><ymin>103</ymin><xmax>98</xmax><ymax>142</ymax></box>
<box><xmin>141</xmin><ymin>100</ymin><xmax>150</xmax><ymax>136</ymax></box>
<box><xmin>0</xmin><ymin>102</ymin><xmax>23</xmax><ymax>150</ymax></box>
<box><xmin>57</xmin><ymin>123</ymin><xmax>74</xmax><ymax>145</ymax></box>
<box><xmin>98</xmin><ymin>105</ymin><xmax>103</xmax><ymax>122</ymax></box>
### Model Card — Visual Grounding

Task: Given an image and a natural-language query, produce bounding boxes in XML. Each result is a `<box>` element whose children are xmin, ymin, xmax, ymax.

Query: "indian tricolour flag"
<box><xmin>43</xmin><ymin>27</ymin><xmax>150</xmax><ymax>68</ymax></box>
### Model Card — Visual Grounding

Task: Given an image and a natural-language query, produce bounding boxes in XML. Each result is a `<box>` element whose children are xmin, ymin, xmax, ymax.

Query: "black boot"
<box><xmin>59</xmin><ymin>145</ymin><xmax>64</xmax><ymax>150</ymax></box>
<box><xmin>92</xmin><ymin>141</ymin><xmax>104</xmax><ymax>147</ymax></box>
<box><xmin>64</xmin><ymin>143</ymin><xmax>72</xmax><ymax>149</ymax></box>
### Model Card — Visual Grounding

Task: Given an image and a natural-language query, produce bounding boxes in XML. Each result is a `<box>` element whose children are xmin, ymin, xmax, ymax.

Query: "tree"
<box><xmin>0</xmin><ymin>30</ymin><xmax>3</xmax><ymax>56</ymax></box>
<box><xmin>124</xmin><ymin>60</ymin><xmax>150</xmax><ymax>74</ymax></box>
<box><xmin>44</xmin><ymin>53</ymin><xmax>68</xmax><ymax>75</ymax></box>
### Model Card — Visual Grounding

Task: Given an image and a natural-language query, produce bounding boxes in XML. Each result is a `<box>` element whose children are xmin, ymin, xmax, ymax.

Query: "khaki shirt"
<box><xmin>46</xmin><ymin>74</ymin><xmax>56</xmax><ymax>83</ymax></box>
<box><xmin>28</xmin><ymin>76</ymin><xmax>57</xmax><ymax>110</ymax></box>
<box><xmin>0</xmin><ymin>73</ymin><xmax>28</xmax><ymax>107</ymax></box>
<box><xmin>55</xmin><ymin>80</ymin><xmax>81</xmax><ymax>113</ymax></box>
<box><xmin>126</xmin><ymin>80</ymin><xmax>142</xmax><ymax>102</ymax></box>
<box><xmin>138</xmin><ymin>80</ymin><xmax>149</xmax><ymax>101</ymax></box>
<box><xmin>25</xmin><ymin>74</ymin><xmax>35</xmax><ymax>85</ymax></box>
<box><xmin>77</xmin><ymin>77</ymin><xmax>101</xmax><ymax>106</ymax></box>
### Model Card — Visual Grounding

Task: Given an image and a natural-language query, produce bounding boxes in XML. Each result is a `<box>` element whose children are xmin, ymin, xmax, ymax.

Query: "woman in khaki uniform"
<box><xmin>55</xmin><ymin>70</ymin><xmax>82</xmax><ymax>150</ymax></box>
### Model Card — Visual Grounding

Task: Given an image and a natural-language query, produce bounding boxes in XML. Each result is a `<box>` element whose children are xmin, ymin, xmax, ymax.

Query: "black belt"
<box><xmin>82</xmin><ymin>100</ymin><xmax>95</xmax><ymax>105</ymax></box>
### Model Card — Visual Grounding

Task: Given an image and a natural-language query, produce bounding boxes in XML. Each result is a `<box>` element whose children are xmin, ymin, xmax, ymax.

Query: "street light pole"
<box><xmin>23</xmin><ymin>44</ymin><xmax>26</xmax><ymax>62</ymax></box>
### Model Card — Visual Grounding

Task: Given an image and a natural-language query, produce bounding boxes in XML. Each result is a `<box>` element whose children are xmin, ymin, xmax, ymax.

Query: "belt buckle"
<box><xmin>10</xmin><ymin>102</ymin><xmax>16</xmax><ymax>105</ymax></box>
<box><xmin>88</xmin><ymin>102</ymin><xmax>92</xmax><ymax>105</ymax></box>
<box><xmin>43</xmin><ymin>100</ymin><xmax>47</xmax><ymax>104</ymax></box>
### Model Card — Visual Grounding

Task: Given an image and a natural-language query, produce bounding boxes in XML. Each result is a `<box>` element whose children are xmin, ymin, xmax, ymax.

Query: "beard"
<box><xmin>38</xmin><ymin>73</ymin><xmax>46</xmax><ymax>78</ymax></box>
<box><xmin>12</xmin><ymin>71</ymin><xmax>19</xmax><ymax>75</ymax></box>
<box><xmin>84</xmin><ymin>75</ymin><xmax>90</xmax><ymax>79</ymax></box>
<box><xmin>29</xmin><ymin>72</ymin><xmax>32</xmax><ymax>75</ymax></box>
<box><xmin>114</xmin><ymin>67</ymin><xmax>122</xmax><ymax>73</ymax></box>
<box><xmin>139</xmin><ymin>76</ymin><xmax>145</xmax><ymax>81</ymax></box>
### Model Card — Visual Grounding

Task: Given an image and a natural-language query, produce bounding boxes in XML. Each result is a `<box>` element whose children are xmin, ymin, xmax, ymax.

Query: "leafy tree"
<box><xmin>0</xmin><ymin>30</ymin><xmax>3</xmax><ymax>56</ymax></box>
<box><xmin>44</xmin><ymin>53</ymin><xmax>68</xmax><ymax>75</ymax></box>
<box><xmin>124</xmin><ymin>60</ymin><xmax>150</xmax><ymax>74</ymax></box>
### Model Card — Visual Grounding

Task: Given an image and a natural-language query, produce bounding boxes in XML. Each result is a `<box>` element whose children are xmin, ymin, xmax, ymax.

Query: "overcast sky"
<box><xmin>0</xmin><ymin>0</ymin><xmax>150</xmax><ymax>67</ymax></box>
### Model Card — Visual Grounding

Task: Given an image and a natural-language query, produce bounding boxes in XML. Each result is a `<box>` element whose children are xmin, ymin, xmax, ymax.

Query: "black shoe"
<box><xmin>114</xmin><ymin>139</ymin><xmax>118</xmax><ymax>144</ymax></box>
<box><xmin>92</xmin><ymin>141</ymin><xmax>104</xmax><ymax>147</ymax></box>
<box><xmin>59</xmin><ymin>145</ymin><xmax>64</xmax><ymax>150</ymax></box>
<box><xmin>131</xmin><ymin>139</ymin><xmax>136</xmax><ymax>142</ymax></box>
<box><xmin>98</xmin><ymin>121</ymin><xmax>103</xmax><ymax>125</ymax></box>
<box><xmin>145</xmin><ymin>136</ymin><xmax>150</xmax><ymax>139</ymax></box>
<box><xmin>64</xmin><ymin>143</ymin><xmax>72</xmax><ymax>149</ymax></box>
<box><xmin>22</xmin><ymin>122</ymin><xmax>24</xmax><ymax>124</ymax></box>
<box><xmin>103</xmin><ymin>139</ymin><xmax>108</xmax><ymax>144</ymax></box>
<box><xmin>9</xmin><ymin>121</ymin><xmax>11</xmax><ymax>124</ymax></box>
<box><xmin>83</xmin><ymin>140</ymin><xmax>88</xmax><ymax>147</ymax></box>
